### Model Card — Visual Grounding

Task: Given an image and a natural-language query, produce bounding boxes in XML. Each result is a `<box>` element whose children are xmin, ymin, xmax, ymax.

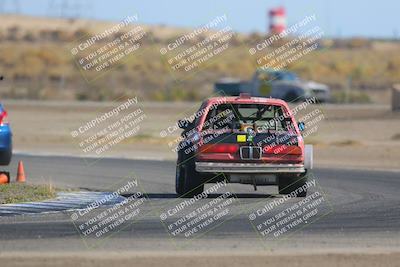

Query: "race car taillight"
<box><xmin>0</xmin><ymin>110</ymin><xmax>9</xmax><ymax>126</ymax></box>
<box><xmin>263</xmin><ymin>145</ymin><xmax>302</xmax><ymax>155</ymax></box>
<box><xmin>200</xmin><ymin>144</ymin><xmax>239</xmax><ymax>154</ymax></box>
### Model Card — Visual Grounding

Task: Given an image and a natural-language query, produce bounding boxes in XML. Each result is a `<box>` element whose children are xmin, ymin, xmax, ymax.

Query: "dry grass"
<box><xmin>0</xmin><ymin>15</ymin><xmax>399</xmax><ymax>102</ymax></box>
<box><xmin>0</xmin><ymin>183</ymin><xmax>56</xmax><ymax>204</ymax></box>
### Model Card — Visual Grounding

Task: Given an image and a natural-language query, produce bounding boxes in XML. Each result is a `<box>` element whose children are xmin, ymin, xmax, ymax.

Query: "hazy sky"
<box><xmin>2</xmin><ymin>0</ymin><xmax>399</xmax><ymax>38</ymax></box>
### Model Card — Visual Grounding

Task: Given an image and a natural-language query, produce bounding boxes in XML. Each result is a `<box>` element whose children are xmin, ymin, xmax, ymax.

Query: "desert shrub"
<box><xmin>7</xmin><ymin>26</ymin><xmax>20</xmax><ymax>41</ymax></box>
<box><xmin>332</xmin><ymin>90</ymin><xmax>371</xmax><ymax>103</ymax></box>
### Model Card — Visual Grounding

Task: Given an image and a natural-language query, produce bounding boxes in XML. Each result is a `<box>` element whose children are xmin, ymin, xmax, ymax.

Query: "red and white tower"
<box><xmin>269</xmin><ymin>7</ymin><xmax>286</xmax><ymax>34</ymax></box>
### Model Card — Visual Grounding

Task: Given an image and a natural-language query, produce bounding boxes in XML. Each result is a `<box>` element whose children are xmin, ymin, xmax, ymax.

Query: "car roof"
<box><xmin>255</xmin><ymin>67</ymin><xmax>294</xmax><ymax>75</ymax></box>
<box><xmin>206</xmin><ymin>96</ymin><xmax>288</xmax><ymax>106</ymax></box>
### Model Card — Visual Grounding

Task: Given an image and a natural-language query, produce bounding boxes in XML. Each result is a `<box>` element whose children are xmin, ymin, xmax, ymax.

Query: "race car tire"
<box><xmin>0</xmin><ymin>148</ymin><xmax>12</xmax><ymax>166</ymax></box>
<box><xmin>182</xmin><ymin>160</ymin><xmax>204</xmax><ymax>198</ymax></box>
<box><xmin>278</xmin><ymin>173</ymin><xmax>308</xmax><ymax>197</ymax></box>
<box><xmin>284</xmin><ymin>91</ymin><xmax>300</xmax><ymax>102</ymax></box>
<box><xmin>175</xmin><ymin>164</ymin><xmax>185</xmax><ymax>196</ymax></box>
<box><xmin>176</xmin><ymin>147</ymin><xmax>204</xmax><ymax>197</ymax></box>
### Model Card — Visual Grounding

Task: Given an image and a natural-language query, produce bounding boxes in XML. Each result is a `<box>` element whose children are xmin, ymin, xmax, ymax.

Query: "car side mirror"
<box><xmin>298</xmin><ymin>121</ymin><xmax>305</xmax><ymax>132</ymax></box>
<box><xmin>178</xmin><ymin>119</ymin><xmax>190</xmax><ymax>129</ymax></box>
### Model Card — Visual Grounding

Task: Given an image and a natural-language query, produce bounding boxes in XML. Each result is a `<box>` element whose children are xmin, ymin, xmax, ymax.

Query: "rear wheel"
<box><xmin>284</xmin><ymin>91</ymin><xmax>300</xmax><ymax>102</ymax></box>
<box><xmin>175</xmin><ymin>159</ymin><xmax>204</xmax><ymax>197</ymax></box>
<box><xmin>278</xmin><ymin>173</ymin><xmax>308</xmax><ymax>197</ymax></box>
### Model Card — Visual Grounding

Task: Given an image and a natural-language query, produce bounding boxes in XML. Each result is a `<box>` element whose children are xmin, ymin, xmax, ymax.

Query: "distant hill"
<box><xmin>0</xmin><ymin>14</ymin><xmax>398</xmax><ymax>103</ymax></box>
<box><xmin>0</xmin><ymin>14</ymin><xmax>196</xmax><ymax>39</ymax></box>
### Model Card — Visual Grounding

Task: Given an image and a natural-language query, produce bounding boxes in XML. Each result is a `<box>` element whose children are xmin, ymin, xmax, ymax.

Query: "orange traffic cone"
<box><xmin>16</xmin><ymin>161</ymin><xmax>26</xmax><ymax>183</ymax></box>
<box><xmin>0</xmin><ymin>172</ymin><xmax>9</xmax><ymax>184</ymax></box>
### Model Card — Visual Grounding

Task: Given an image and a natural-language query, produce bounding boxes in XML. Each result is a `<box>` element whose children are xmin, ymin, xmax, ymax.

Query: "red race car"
<box><xmin>175</xmin><ymin>93</ymin><xmax>313</xmax><ymax>197</ymax></box>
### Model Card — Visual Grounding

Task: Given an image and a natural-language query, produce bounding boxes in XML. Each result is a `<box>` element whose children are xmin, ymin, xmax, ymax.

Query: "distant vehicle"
<box><xmin>214</xmin><ymin>68</ymin><xmax>330</xmax><ymax>103</ymax></box>
<box><xmin>0</xmin><ymin>103</ymin><xmax>12</xmax><ymax>165</ymax></box>
<box><xmin>175</xmin><ymin>93</ymin><xmax>313</xmax><ymax>198</ymax></box>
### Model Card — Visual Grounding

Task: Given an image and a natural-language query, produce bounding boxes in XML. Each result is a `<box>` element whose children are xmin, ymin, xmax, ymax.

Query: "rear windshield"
<box><xmin>202</xmin><ymin>103</ymin><xmax>295</xmax><ymax>132</ymax></box>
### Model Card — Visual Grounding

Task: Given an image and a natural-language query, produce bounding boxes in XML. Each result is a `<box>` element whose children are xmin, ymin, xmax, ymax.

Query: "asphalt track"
<box><xmin>0</xmin><ymin>153</ymin><xmax>399</xmax><ymax>252</ymax></box>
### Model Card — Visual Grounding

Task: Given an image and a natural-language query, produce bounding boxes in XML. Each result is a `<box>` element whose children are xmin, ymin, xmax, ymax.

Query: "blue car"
<box><xmin>0</xmin><ymin>104</ymin><xmax>12</xmax><ymax>165</ymax></box>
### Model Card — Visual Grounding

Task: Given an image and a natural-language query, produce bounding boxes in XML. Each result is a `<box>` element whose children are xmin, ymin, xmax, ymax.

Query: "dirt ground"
<box><xmin>4</xmin><ymin>100</ymin><xmax>400</xmax><ymax>171</ymax></box>
<box><xmin>1</xmin><ymin>250</ymin><xmax>400</xmax><ymax>267</ymax></box>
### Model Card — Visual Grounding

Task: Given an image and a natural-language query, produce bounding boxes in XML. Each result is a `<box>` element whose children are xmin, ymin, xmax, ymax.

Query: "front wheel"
<box><xmin>175</xmin><ymin>164</ymin><xmax>185</xmax><ymax>195</ymax></box>
<box><xmin>278</xmin><ymin>173</ymin><xmax>308</xmax><ymax>197</ymax></box>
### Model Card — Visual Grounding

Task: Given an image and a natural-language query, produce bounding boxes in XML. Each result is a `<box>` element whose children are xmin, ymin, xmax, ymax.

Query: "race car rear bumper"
<box><xmin>195</xmin><ymin>162</ymin><xmax>305</xmax><ymax>174</ymax></box>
